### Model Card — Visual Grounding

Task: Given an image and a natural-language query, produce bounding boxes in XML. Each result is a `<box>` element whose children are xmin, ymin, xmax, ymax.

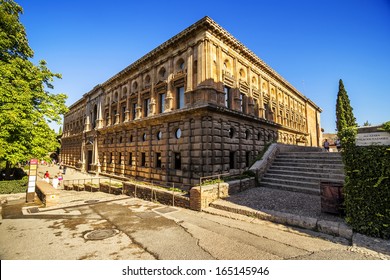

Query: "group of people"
<box><xmin>323</xmin><ymin>138</ymin><xmax>341</xmax><ymax>152</ymax></box>
<box><xmin>43</xmin><ymin>170</ymin><xmax>63</xmax><ymax>189</ymax></box>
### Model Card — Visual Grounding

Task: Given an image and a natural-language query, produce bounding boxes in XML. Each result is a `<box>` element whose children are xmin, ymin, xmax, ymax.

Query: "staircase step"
<box><xmin>268</xmin><ymin>166</ymin><xmax>344</xmax><ymax>175</ymax></box>
<box><xmin>264</xmin><ymin>172</ymin><xmax>345</xmax><ymax>182</ymax></box>
<box><xmin>272</xmin><ymin>162</ymin><xmax>344</xmax><ymax>169</ymax></box>
<box><xmin>259</xmin><ymin>182</ymin><xmax>320</xmax><ymax>195</ymax></box>
<box><xmin>278</xmin><ymin>152</ymin><xmax>342</xmax><ymax>158</ymax></box>
<box><xmin>258</xmin><ymin>148</ymin><xmax>345</xmax><ymax>196</ymax></box>
<box><xmin>260</xmin><ymin>177</ymin><xmax>319</xmax><ymax>188</ymax></box>
<box><xmin>274</xmin><ymin>158</ymin><xmax>342</xmax><ymax>164</ymax></box>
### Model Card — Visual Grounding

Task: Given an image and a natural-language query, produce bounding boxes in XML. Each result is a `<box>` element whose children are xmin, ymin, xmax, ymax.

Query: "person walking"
<box><xmin>335</xmin><ymin>139</ymin><xmax>341</xmax><ymax>152</ymax></box>
<box><xmin>323</xmin><ymin>139</ymin><xmax>330</xmax><ymax>152</ymax></box>
<box><xmin>44</xmin><ymin>171</ymin><xmax>50</xmax><ymax>183</ymax></box>
<box><xmin>52</xmin><ymin>175</ymin><xmax>59</xmax><ymax>189</ymax></box>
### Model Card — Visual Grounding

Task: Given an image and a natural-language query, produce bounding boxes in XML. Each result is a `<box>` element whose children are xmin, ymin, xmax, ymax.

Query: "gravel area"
<box><xmin>225</xmin><ymin>187</ymin><xmax>345</xmax><ymax>223</ymax></box>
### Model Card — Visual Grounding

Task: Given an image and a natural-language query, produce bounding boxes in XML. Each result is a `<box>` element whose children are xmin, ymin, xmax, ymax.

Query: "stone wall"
<box><xmin>122</xmin><ymin>178</ymin><xmax>255</xmax><ymax>211</ymax></box>
<box><xmin>189</xmin><ymin>178</ymin><xmax>256</xmax><ymax>211</ymax></box>
<box><xmin>123</xmin><ymin>182</ymin><xmax>190</xmax><ymax>209</ymax></box>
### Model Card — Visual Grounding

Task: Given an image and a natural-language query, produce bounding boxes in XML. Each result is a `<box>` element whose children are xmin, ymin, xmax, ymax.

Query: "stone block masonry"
<box><xmin>123</xmin><ymin>182</ymin><xmax>190</xmax><ymax>209</ymax></box>
<box><xmin>61</xmin><ymin>16</ymin><xmax>322</xmax><ymax>188</ymax></box>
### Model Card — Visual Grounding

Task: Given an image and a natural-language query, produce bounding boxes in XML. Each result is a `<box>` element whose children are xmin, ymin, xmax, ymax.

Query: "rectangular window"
<box><xmin>132</xmin><ymin>103</ymin><xmax>137</xmax><ymax>120</ymax></box>
<box><xmin>224</xmin><ymin>86</ymin><xmax>231</xmax><ymax>109</ymax></box>
<box><xmin>128</xmin><ymin>152</ymin><xmax>133</xmax><ymax>166</ymax></box>
<box><xmin>246</xmin><ymin>151</ymin><xmax>250</xmax><ymax>167</ymax></box>
<box><xmin>156</xmin><ymin>152</ymin><xmax>162</xmax><ymax>168</ymax></box>
<box><xmin>112</xmin><ymin>109</ymin><xmax>117</xmax><ymax>124</ymax></box>
<box><xmin>118</xmin><ymin>152</ymin><xmax>122</xmax><ymax>164</ymax></box>
<box><xmin>174</xmin><ymin>152</ymin><xmax>181</xmax><ymax>170</ymax></box>
<box><xmin>159</xmin><ymin>93</ymin><xmax>166</xmax><ymax>114</ymax></box>
<box><xmin>105</xmin><ymin>112</ymin><xmax>109</xmax><ymax>126</ymax></box>
<box><xmin>240</xmin><ymin>93</ymin><xmax>246</xmax><ymax>113</ymax></box>
<box><xmin>121</xmin><ymin>105</ymin><xmax>126</xmax><ymax>122</ymax></box>
<box><xmin>229</xmin><ymin>151</ymin><xmax>235</xmax><ymax>169</ymax></box>
<box><xmin>176</xmin><ymin>87</ymin><xmax>185</xmax><ymax>109</ymax></box>
<box><xmin>141</xmin><ymin>152</ymin><xmax>146</xmax><ymax>167</ymax></box>
<box><xmin>109</xmin><ymin>152</ymin><xmax>113</xmax><ymax>164</ymax></box>
<box><xmin>144</xmin><ymin>98</ymin><xmax>150</xmax><ymax>117</ymax></box>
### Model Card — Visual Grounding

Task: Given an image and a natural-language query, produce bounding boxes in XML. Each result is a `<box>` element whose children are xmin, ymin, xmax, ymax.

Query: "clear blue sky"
<box><xmin>17</xmin><ymin>0</ymin><xmax>390</xmax><ymax>133</ymax></box>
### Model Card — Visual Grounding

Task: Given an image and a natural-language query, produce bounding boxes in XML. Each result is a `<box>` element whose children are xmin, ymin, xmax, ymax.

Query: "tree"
<box><xmin>0</xmin><ymin>0</ymin><xmax>68</xmax><ymax>179</ymax></box>
<box><xmin>363</xmin><ymin>121</ymin><xmax>371</xmax><ymax>127</ymax></box>
<box><xmin>335</xmin><ymin>79</ymin><xmax>356</xmax><ymax>134</ymax></box>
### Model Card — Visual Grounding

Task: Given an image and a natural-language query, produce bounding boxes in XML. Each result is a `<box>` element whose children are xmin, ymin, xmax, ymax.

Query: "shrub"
<box><xmin>0</xmin><ymin>177</ymin><xmax>28</xmax><ymax>194</ymax></box>
<box><xmin>341</xmin><ymin>124</ymin><xmax>390</xmax><ymax>239</ymax></box>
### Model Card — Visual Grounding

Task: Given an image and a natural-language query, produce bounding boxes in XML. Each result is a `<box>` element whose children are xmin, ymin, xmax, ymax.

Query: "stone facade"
<box><xmin>61</xmin><ymin>16</ymin><xmax>322</xmax><ymax>188</ymax></box>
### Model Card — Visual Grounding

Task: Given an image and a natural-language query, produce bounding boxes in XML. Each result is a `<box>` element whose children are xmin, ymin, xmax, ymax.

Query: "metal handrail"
<box><xmin>199</xmin><ymin>173</ymin><xmax>230</xmax><ymax>186</ymax></box>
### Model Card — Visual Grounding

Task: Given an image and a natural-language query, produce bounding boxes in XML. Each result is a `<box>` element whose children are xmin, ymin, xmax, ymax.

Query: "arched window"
<box><xmin>144</xmin><ymin>75</ymin><xmax>151</xmax><ymax>85</ymax></box>
<box><xmin>132</xmin><ymin>81</ymin><xmax>138</xmax><ymax>91</ymax></box>
<box><xmin>159</xmin><ymin>67</ymin><xmax>166</xmax><ymax>79</ymax></box>
<box><xmin>239</xmin><ymin>68</ymin><xmax>246</xmax><ymax>79</ymax></box>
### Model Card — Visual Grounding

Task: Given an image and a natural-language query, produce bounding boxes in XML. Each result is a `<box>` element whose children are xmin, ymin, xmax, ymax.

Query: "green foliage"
<box><xmin>242</xmin><ymin>170</ymin><xmax>256</xmax><ymax>177</ymax></box>
<box><xmin>336</xmin><ymin>79</ymin><xmax>356</xmax><ymax>135</ymax></box>
<box><xmin>380</xmin><ymin>121</ymin><xmax>390</xmax><ymax>133</ymax></box>
<box><xmin>0</xmin><ymin>0</ymin><xmax>33</xmax><ymax>61</ymax></box>
<box><xmin>255</xmin><ymin>142</ymin><xmax>273</xmax><ymax>161</ymax></box>
<box><xmin>0</xmin><ymin>176</ymin><xmax>28</xmax><ymax>194</ymax></box>
<box><xmin>0</xmin><ymin>0</ymin><xmax>68</xmax><ymax>175</ymax></box>
<box><xmin>363</xmin><ymin>121</ymin><xmax>371</xmax><ymax>127</ymax></box>
<box><xmin>200</xmin><ymin>178</ymin><xmax>224</xmax><ymax>186</ymax></box>
<box><xmin>342</xmin><ymin>126</ymin><xmax>390</xmax><ymax>239</ymax></box>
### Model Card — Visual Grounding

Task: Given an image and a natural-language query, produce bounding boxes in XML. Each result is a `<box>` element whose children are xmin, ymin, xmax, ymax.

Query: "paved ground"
<box><xmin>0</xmin><ymin>165</ymin><xmax>389</xmax><ymax>260</ymax></box>
<box><xmin>1</xmin><ymin>192</ymin><xmax>388</xmax><ymax>260</ymax></box>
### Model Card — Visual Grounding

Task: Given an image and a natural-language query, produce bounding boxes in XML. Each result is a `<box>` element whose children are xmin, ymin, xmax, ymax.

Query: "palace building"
<box><xmin>61</xmin><ymin>16</ymin><xmax>322</xmax><ymax>187</ymax></box>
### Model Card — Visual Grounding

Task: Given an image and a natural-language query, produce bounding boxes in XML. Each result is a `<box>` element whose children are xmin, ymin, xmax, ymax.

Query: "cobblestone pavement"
<box><xmin>225</xmin><ymin>187</ymin><xmax>344</xmax><ymax>223</ymax></box>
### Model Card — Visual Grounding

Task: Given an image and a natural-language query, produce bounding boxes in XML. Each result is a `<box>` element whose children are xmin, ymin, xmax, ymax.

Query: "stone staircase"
<box><xmin>260</xmin><ymin>149</ymin><xmax>345</xmax><ymax>195</ymax></box>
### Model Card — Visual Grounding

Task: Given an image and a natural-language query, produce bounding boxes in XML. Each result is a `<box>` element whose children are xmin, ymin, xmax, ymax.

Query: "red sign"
<box><xmin>30</xmin><ymin>159</ymin><xmax>38</xmax><ymax>165</ymax></box>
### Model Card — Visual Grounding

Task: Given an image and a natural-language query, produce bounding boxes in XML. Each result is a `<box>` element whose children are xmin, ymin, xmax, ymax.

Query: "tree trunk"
<box><xmin>5</xmin><ymin>161</ymin><xmax>12</xmax><ymax>180</ymax></box>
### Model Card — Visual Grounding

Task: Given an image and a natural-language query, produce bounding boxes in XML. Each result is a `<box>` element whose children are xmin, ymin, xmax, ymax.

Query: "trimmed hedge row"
<box><xmin>0</xmin><ymin>177</ymin><xmax>28</xmax><ymax>194</ymax></box>
<box><xmin>340</xmin><ymin>127</ymin><xmax>390</xmax><ymax>239</ymax></box>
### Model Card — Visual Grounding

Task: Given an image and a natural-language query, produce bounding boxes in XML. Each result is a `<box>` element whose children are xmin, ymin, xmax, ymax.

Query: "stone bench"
<box><xmin>35</xmin><ymin>181</ymin><xmax>60</xmax><ymax>207</ymax></box>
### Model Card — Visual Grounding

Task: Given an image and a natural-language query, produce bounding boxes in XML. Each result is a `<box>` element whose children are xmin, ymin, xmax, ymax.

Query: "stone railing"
<box><xmin>249</xmin><ymin>143</ymin><xmax>279</xmax><ymax>184</ymax></box>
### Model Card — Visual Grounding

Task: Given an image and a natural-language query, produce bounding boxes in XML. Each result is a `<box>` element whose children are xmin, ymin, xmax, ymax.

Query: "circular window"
<box><xmin>229</xmin><ymin>127</ymin><xmax>235</xmax><ymax>138</ymax></box>
<box><xmin>142</xmin><ymin>133</ymin><xmax>147</xmax><ymax>141</ymax></box>
<box><xmin>175</xmin><ymin>128</ymin><xmax>182</xmax><ymax>139</ymax></box>
<box><xmin>157</xmin><ymin>131</ymin><xmax>162</xmax><ymax>140</ymax></box>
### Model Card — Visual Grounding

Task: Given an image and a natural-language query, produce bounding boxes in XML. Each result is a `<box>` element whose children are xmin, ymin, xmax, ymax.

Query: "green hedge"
<box><xmin>0</xmin><ymin>177</ymin><xmax>28</xmax><ymax>194</ymax></box>
<box><xmin>340</xmin><ymin>127</ymin><xmax>390</xmax><ymax>239</ymax></box>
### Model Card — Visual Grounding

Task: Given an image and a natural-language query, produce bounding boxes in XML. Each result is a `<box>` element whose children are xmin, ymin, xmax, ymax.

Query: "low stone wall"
<box><xmin>35</xmin><ymin>181</ymin><xmax>60</xmax><ymax>207</ymax></box>
<box><xmin>190</xmin><ymin>182</ymin><xmax>229</xmax><ymax>211</ymax></box>
<box><xmin>190</xmin><ymin>178</ymin><xmax>256</xmax><ymax>211</ymax></box>
<box><xmin>227</xmin><ymin>178</ymin><xmax>256</xmax><ymax>194</ymax></box>
<box><xmin>123</xmin><ymin>182</ymin><xmax>190</xmax><ymax>208</ymax></box>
